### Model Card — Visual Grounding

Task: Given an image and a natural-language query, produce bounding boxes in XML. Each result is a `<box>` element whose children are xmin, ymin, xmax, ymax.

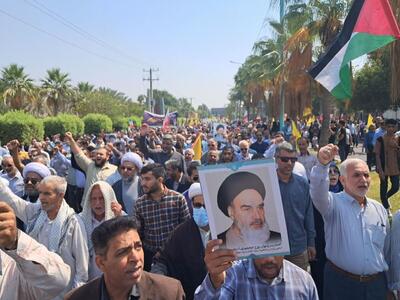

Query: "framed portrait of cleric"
<box><xmin>198</xmin><ymin>159</ymin><xmax>289</xmax><ymax>259</ymax></box>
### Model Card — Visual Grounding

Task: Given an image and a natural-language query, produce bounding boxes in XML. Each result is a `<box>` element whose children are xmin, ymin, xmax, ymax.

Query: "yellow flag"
<box><xmin>367</xmin><ymin>114</ymin><xmax>374</xmax><ymax>127</ymax></box>
<box><xmin>303</xmin><ymin>107</ymin><xmax>312</xmax><ymax>117</ymax></box>
<box><xmin>192</xmin><ymin>134</ymin><xmax>202</xmax><ymax>160</ymax></box>
<box><xmin>307</xmin><ymin>115</ymin><xmax>315</xmax><ymax>127</ymax></box>
<box><xmin>292</xmin><ymin>120</ymin><xmax>302</xmax><ymax>140</ymax></box>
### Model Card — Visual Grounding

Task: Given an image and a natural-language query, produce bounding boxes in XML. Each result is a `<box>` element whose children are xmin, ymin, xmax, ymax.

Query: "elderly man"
<box><xmin>194</xmin><ymin>239</ymin><xmax>318</xmax><ymax>299</ymax></box>
<box><xmin>112</xmin><ymin>152</ymin><xmax>144</xmax><ymax>216</ymax></box>
<box><xmin>135</xmin><ymin>163</ymin><xmax>190</xmax><ymax>271</ymax></box>
<box><xmin>238</xmin><ymin>140</ymin><xmax>252</xmax><ymax>160</ymax></box>
<box><xmin>152</xmin><ymin>183</ymin><xmax>209</xmax><ymax>300</ymax></box>
<box><xmin>217</xmin><ymin>171</ymin><xmax>281</xmax><ymax>249</ymax></box>
<box><xmin>201</xmin><ymin>139</ymin><xmax>218</xmax><ymax>164</ymax></box>
<box><xmin>1</xmin><ymin>155</ymin><xmax>24</xmax><ymax>197</ymax></box>
<box><xmin>275</xmin><ymin>142</ymin><xmax>316</xmax><ymax>271</ymax></box>
<box><xmin>139</xmin><ymin>123</ymin><xmax>185</xmax><ymax>167</ymax></box>
<box><xmin>0</xmin><ymin>202</ymin><xmax>71</xmax><ymax>300</ymax></box>
<box><xmin>64</xmin><ymin>132</ymin><xmax>117</xmax><ymax>204</ymax></box>
<box><xmin>0</xmin><ymin>175</ymin><xmax>89</xmax><ymax>299</ymax></box>
<box><xmin>65</xmin><ymin>217</ymin><xmax>185</xmax><ymax>300</ymax></box>
<box><xmin>22</xmin><ymin>162</ymin><xmax>51</xmax><ymax>203</ymax></box>
<box><xmin>310</xmin><ymin>144</ymin><xmax>389</xmax><ymax>300</ymax></box>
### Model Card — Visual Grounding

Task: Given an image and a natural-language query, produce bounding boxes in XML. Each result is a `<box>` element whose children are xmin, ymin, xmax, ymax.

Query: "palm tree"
<box><xmin>77</xmin><ymin>81</ymin><xmax>94</xmax><ymax>93</ymax></box>
<box><xmin>0</xmin><ymin>64</ymin><xmax>34</xmax><ymax>110</ymax></box>
<box><xmin>40</xmin><ymin>68</ymin><xmax>73</xmax><ymax>115</ymax></box>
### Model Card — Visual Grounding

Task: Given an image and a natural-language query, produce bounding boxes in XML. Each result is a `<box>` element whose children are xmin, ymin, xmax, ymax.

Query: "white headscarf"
<box><xmin>80</xmin><ymin>181</ymin><xmax>118</xmax><ymax>251</ymax></box>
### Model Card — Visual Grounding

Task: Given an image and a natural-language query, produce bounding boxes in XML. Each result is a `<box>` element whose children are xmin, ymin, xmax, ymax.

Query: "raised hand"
<box><xmin>6</xmin><ymin>140</ymin><xmax>20</xmax><ymax>154</ymax></box>
<box><xmin>317</xmin><ymin>144</ymin><xmax>338</xmax><ymax>165</ymax></box>
<box><xmin>0</xmin><ymin>202</ymin><xmax>18</xmax><ymax>250</ymax></box>
<box><xmin>64</xmin><ymin>132</ymin><xmax>74</xmax><ymax>144</ymax></box>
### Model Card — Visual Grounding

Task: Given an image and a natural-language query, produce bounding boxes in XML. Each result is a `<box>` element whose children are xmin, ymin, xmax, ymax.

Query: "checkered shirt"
<box><xmin>135</xmin><ymin>186</ymin><xmax>190</xmax><ymax>252</ymax></box>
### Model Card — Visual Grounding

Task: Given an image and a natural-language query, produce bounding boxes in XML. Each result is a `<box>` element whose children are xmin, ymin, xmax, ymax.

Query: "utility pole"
<box><xmin>279</xmin><ymin>0</ymin><xmax>285</xmax><ymax>131</ymax></box>
<box><xmin>143</xmin><ymin>68</ymin><xmax>159</xmax><ymax>113</ymax></box>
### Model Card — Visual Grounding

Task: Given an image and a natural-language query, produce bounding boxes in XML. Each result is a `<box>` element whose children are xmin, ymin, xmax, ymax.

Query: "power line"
<box><xmin>23</xmin><ymin>0</ymin><xmax>149</xmax><ymax>66</ymax></box>
<box><xmin>0</xmin><ymin>7</ymin><xmax>138</xmax><ymax>69</ymax></box>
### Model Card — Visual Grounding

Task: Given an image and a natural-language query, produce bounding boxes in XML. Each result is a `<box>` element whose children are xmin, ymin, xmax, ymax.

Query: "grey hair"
<box><xmin>275</xmin><ymin>141</ymin><xmax>296</xmax><ymax>157</ymax></box>
<box><xmin>40</xmin><ymin>175</ymin><xmax>67</xmax><ymax>194</ymax></box>
<box><xmin>339</xmin><ymin>158</ymin><xmax>367</xmax><ymax>177</ymax></box>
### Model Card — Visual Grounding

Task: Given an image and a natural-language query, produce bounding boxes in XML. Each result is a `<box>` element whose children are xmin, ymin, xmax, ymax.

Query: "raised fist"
<box><xmin>317</xmin><ymin>144</ymin><xmax>338</xmax><ymax>165</ymax></box>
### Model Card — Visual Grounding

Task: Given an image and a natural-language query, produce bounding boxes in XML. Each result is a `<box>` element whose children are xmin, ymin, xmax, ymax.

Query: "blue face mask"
<box><xmin>193</xmin><ymin>207</ymin><xmax>209</xmax><ymax>227</ymax></box>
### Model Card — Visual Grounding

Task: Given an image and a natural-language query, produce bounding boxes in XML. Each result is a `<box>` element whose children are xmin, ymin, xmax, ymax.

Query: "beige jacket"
<box><xmin>0</xmin><ymin>231</ymin><xmax>71</xmax><ymax>300</ymax></box>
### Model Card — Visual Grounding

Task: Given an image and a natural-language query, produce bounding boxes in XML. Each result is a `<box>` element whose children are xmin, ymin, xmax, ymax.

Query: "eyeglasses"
<box><xmin>193</xmin><ymin>203</ymin><xmax>206</xmax><ymax>209</ymax></box>
<box><xmin>24</xmin><ymin>177</ymin><xmax>40</xmax><ymax>185</ymax></box>
<box><xmin>121</xmin><ymin>166</ymin><xmax>134</xmax><ymax>171</ymax></box>
<box><xmin>278</xmin><ymin>156</ymin><xmax>298</xmax><ymax>163</ymax></box>
<box><xmin>240</xmin><ymin>148</ymin><xmax>248</xmax><ymax>151</ymax></box>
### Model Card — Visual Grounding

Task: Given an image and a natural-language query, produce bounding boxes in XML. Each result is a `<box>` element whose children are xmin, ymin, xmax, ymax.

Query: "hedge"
<box><xmin>83</xmin><ymin>113</ymin><xmax>112</xmax><ymax>134</ymax></box>
<box><xmin>111</xmin><ymin>116</ymin><xmax>129</xmax><ymax>131</ymax></box>
<box><xmin>43</xmin><ymin>114</ymin><xmax>84</xmax><ymax>137</ymax></box>
<box><xmin>0</xmin><ymin>111</ymin><xmax>44</xmax><ymax>145</ymax></box>
<box><xmin>128</xmin><ymin>115</ymin><xmax>142</xmax><ymax>127</ymax></box>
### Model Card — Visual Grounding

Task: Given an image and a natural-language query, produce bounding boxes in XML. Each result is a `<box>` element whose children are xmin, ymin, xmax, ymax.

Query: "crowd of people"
<box><xmin>0</xmin><ymin>115</ymin><xmax>399</xmax><ymax>300</ymax></box>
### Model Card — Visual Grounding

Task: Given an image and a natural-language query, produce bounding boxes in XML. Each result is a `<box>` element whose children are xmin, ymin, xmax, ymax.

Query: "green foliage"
<box><xmin>43</xmin><ymin>114</ymin><xmax>84</xmax><ymax>137</ymax></box>
<box><xmin>128</xmin><ymin>115</ymin><xmax>142</xmax><ymax>126</ymax></box>
<box><xmin>352</xmin><ymin>51</ymin><xmax>390</xmax><ymax>112</ymax></box>
<box><xmin>0</xmin><ymin>111</ymin><xmax>43</xmax><ymax>144</ymax></box>
<box><xmin>111</xmin><ymin>116</ymin><xmax>128</xmax><ymax>131</ymax></box>
<box><xmin>83</xmin><ymin>113</ymin><xmax>112</xmax><ymax>134</ymax></box>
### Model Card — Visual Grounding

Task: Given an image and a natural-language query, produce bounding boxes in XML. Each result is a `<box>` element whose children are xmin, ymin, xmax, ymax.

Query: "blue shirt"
<box><xmin>279</xmin><ymin>174</ymin><xmax>316</xmax><ymax>255</ymax></box>
<box><xmin>310</xmin><ymin>163</ymin><xmax>389</xmax><ymax>275</ymax></box>
<box><xmin>372</xmin><ymin>127</ymin><xmax>386</xmax><ymax>146</ymax></box>
<box><xmin>194</xmin><ymin>259</ymin><xmax>318</xmax><ymax>300</ymax></box>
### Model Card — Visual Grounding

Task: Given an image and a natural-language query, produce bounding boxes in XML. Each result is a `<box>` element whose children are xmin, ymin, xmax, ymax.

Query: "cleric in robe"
<box><xmin>217</xmin><ymin>171</ymin><xmax>281</xmax><ymax>249</ymax></box>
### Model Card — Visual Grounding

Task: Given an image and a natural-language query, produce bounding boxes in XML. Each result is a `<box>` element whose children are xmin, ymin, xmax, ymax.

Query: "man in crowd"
<box><xmin>311</xmin><ymin>144</ymin><xmax>389</xmax><ymax>300</ymax></box>
<box><xmin>139</xmin><ymin>123</ymin><xmax>185</xmax><ymax>167</ymax></box>
<box><xmin>1</xmin><ymin>155</ymin><xmax>24</xmax><ymax>197</ymax></box>
<box><xmin>152</xmin><ymin>183</ymin><xmax>208</xmax><ymax>300</ymax></box>
<box><xmin>0</xmin><ymin>175</ymin><xmax>89</xmax><ymax>299</ymax></box>
<box><xmin>237</xmin><ymin>140</ymin><xmax>253</xmax><ymax>160</ymax></box>
<box><xmin>201</xmin><ymin>138</ymin><xmax>218</xmax><ymax>164</ymax></box>
<box><xmin>250</xmin><ymin>129</ymin><xmax>269</xmax><ymax>154</ymax></box>
<box><xmin>165</xmin><ymin>159</ymin><xmax>191</xmax><ymax>193</ymax></box>
<box><xmin>112</xmin><ymin>152</ymin><xmax>143</xmax><ymax>216</ymax></box>
<box><xmin>65</xmin><ymin>217</ymin><xmax>185</xmax><ymax>300</ymax></box>
<box><xmin>22</xmin><ymin>161</ymin><xmax>51</xmax><ymax>203</ymax></box>
<box><xmin>0</xmin><ymin>202</ymin><xmax>71</xmax><ymax>300</ymax></box>
<box><xmin>205</xmin><ymin>150</ymin><xmax>219</xmax><ymax>165</ymax></box>
<box><xmin>374</xmin><ymin>118</ymin><xmax>399</xmax><ymax>215</ymax></box>
<box><xmin>194</xmin><ymin>239</ymin><xmax>318</xmax><ymax>299</ymax></box>
<box><xmin>297</xmin><ymin>137</ymin><xmax>318</xmax><ymax>180</ymax></box>
<box><xmin>135</xmin><ymin>163</ymin><xmax>190</xmax><ymax>271</ymax></box>
<box><xmin>275</xmin><ymin>142</ymin><xmax>316</xmax><ymax>271</ymax></box>
<box><xmin>64</xmin><ymin>131</ymin><xmax>117</xmax><ymax>204</ymax></box>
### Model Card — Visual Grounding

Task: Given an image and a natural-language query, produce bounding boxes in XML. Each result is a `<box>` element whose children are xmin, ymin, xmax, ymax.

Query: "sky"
<box><xmin>0</xmin><ymin>0</ymin><xmax>280</xmax><ymax>109</ymax></box>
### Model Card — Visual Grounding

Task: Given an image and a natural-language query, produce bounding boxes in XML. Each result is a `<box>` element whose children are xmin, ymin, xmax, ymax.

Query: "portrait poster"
<box><xmin>198</xmin><ymin>159</ymin><xmax>290</xmax><ymax>259</ymax></box>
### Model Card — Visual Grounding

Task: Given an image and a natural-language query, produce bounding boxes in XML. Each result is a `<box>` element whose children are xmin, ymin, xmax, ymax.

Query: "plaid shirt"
<box><xmin>135</xmin><ymin>186</ymin><xmax>190</xmax><ymax>252</ymax></box>
<box><xmin>194</xmin><ymin>259</ymin><xmax>318</xmax><ymax>300</ymax></box>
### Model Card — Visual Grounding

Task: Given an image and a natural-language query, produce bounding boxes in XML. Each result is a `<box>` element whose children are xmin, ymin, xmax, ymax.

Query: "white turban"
<box><xmin>23</xmin><ymin>162</ymin><xmax>51</xmax><ymax>179</ymax></box>
<box><xmin>188</xmin><ymin>182</ymin><xmax>202</xmax><ymax>200</ymax></box>
<box><xmin>121</xmin><ymin>152</ymin><xmax>143</xmax><ymax>170</ymax></box>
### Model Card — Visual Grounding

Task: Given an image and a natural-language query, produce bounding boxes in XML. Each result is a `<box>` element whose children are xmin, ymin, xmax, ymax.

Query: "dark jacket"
<box><xmin>165</xmin><ymin>175</ymin><xmax>192</xmax><ymax>194</ymax></box>
<box><xmin>65</xmin><ymin>271</ymin><xmax>185</xmax><ymax>300</ymax></box>
<box><xmin>112</xmin><ymin>178</ymin><xmax>144</xmax><ymax>212</ymax></box>
<box><xmin>139</xmin><ymin>136</ymin><xmax>185</xmax><ymax>167</ymax></box>
<box><xmin>155</xmin><ymin>218</ymin><xmax>207</xmax><ymax>300</ymax></box>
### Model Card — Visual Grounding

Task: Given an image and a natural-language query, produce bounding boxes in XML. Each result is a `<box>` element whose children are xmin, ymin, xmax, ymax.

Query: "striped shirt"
<box><xmin>194</xmin><ymin>259</ymin><xmax>318</xmax><ymax>299</ymax></box>
<box><xmin>135</xmin><ymin>186</ymin><xmax>190</xmax><ymax>252</ymax></box>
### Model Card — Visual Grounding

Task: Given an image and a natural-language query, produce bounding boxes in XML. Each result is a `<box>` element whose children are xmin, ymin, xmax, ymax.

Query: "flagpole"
<box><xmin>279</xmin><ymin>0</ymin><xmax>285</xmax><ymax>131</ymax></box>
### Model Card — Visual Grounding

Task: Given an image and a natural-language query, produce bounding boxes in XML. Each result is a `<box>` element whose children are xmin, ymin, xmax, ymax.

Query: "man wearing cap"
<box><xmin>151</xmin><ymin>183</ymin><xmax>209</xmax><ymax>300</ymax></box>
<box><xmin>112</xmin><ymin>152</ymin><xmax>144</xmax><ymax>216</ymax></box>
<box><xmin>0</xmin><ymin>175</ymin><xmax>89</xmax><ymax>299</ymax></box>
<box><xmin>139</xmin><ymin>123</ymin><xmax>185</xmax><ymax>167</ymax></box>
<box><xmin>216</xmin><ymin>171</ymin><xmax>281</xmax><ymax>249</ymax></box>
<box><xmin>64</xmin><ymin>132</ymin><xmax>117</xmax><ymax>205</ymax></box>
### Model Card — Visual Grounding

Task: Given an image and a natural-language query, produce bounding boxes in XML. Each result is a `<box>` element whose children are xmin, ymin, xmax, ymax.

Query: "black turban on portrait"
<box><xmin>217</xmin><ymin>171</ymin><xmax>266</xmax><ymax>217</ymax></box>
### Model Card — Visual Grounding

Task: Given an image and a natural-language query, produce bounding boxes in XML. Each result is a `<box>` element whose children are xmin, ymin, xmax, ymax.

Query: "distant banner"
<box><xmin>143</xmin><ymin>111</ymin><xmax>178</xmax><ymax>127</ymax></box>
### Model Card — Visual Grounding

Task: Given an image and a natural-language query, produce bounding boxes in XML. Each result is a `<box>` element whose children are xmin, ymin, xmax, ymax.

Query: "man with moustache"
<box><xmin>64</xmin><ymin>132</ymin><xmax>117</xmax><ymax>205</ymax></box>
<box><xmin>217</xmin><ymin>171</ymin><xmax>281</xmax><ymax>249</ymax></box>
<box><xmin>310</xmin><ymin>144</ymin><xmax>390</xmax><ymax>300</ymax></box>
<box><xmin>65</xmin><ymin>217</ymin><xmax>185</xmax><ymax>300</ymax></box>
<box><xmin>194</xmin><ymin>239</ymin><xmax>318</xmax><ymax>299</ymax></box>
<box><xmin>0</xmin><ymin>175</ymin><xmax>88</xmax><ymax>299</ymax></box>
<box><xmin>1</xmin><ymin>155</ymin><xmax>24</xmax><ymax>197</ymax></box>
<box><xmin>135</xmin><ymin>163</ymin><xmax>190</xmax><ymax>271</ymax></box>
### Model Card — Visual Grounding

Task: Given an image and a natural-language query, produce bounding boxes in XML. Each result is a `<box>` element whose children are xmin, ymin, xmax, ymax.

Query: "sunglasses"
<box><xmin>278</xmin><ymin>156</ymin><xmax>298</xmax><ymax>163</ymax></box>
<box><xmin>24</xmin><ymin>178</ymin><xmax>40</xmax><ymax>185</ymax></box>
<box><xmin>240</xmin><ymin>148</ymin><xmax>248</xmax><ymax>151</ymax></box>
<box><xmin>193</xmin><ymin>203</ymin><xmax>206</xmax><ymax>209</ymax></box>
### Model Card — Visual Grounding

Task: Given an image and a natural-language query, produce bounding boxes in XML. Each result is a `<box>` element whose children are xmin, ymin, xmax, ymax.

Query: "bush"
<box><xmin>83</xmin><ymin>113</ymin><xmax>112</xmax><ymax>134</ymax></box>
<box><xmin>0</xmin><ymin>111</ymin><xmax>44</xmax><ymax>145</ymax></box>
<box><xmin>128</xmin><ymin>115</ymin><xmax>142</xmax><ymax>127</ymax></box>
<box><xmin>111</xmin><ymin>117</ymin><xmax>129</xmax><ymax>131</ymax></box>
<box><xmin>43</xmin><ymin>114</ymin><xmax>84</xmax><ymax>137</ymax></box>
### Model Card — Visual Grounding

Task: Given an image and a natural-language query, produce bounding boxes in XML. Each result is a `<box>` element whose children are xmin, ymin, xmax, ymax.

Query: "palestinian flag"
<box><xmin>308</xmin><ymin>0</ymin><xmax>400</xmax><ymax>99</ymax></box>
